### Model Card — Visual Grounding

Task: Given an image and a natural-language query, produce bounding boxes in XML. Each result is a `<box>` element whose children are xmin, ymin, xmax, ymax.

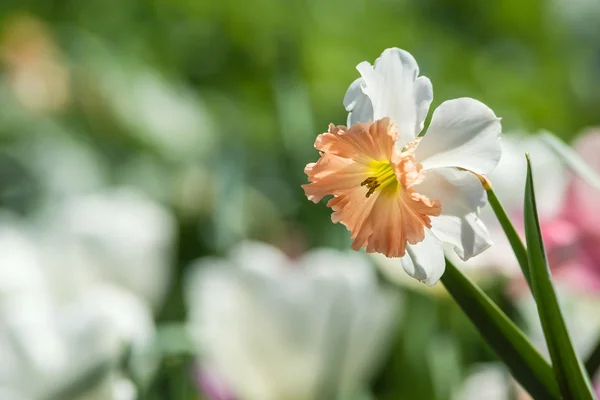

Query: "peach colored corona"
<box><xmin>303</xmin><ymin>48</ymin><xmax>503</xmax><ymax>285</ymax></box>
<box><xmin>304</xmin><ymin>119</ymin><xmax>441</xmax><ymax>258</ymax></box>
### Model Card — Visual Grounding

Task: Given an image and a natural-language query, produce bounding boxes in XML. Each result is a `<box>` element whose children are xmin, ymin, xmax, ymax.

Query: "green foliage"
<box><xmin>524</xmin><ymin>154</ymin><xmax>597</xmax><ymax>399</ymax></box>
<box><xmin>485</xmin><ymin>186</ymin><xmax>531</xmax><ymax>288</ymax></box>
<box><xmin>1</xmin><ymin>0</ymin><xmax>600</xmax><ymax>397</ymax></box>
<box><xmin>440</xmin><ymin>260</ymin><xmax>560</xmax><ymax>399</ymax></box>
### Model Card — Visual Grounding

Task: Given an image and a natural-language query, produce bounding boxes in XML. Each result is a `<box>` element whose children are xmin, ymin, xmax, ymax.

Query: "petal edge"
<box><xmin>415</xmin><ymin>98</ymin><xmax>502</xmax><ymax>174</ymax></box>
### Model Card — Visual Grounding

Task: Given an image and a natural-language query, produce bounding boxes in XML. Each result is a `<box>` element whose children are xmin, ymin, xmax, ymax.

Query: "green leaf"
<box><xmin>540</xmin><ymin>132</ymin><xmax>600</xmax><ymax>190</ymax></box>
<box><xmin>485</xmin><ymin>185</ymin><xmax>531</xmax><ymax>288</ymax></box>
<box><xmin>440</xmin><ymin>260</ymin><xmax>560</xmax><ymax>399</ymax></box>
<box><xmin>524</xmin><ymin>153</ymin><xmax>596</xmax><ymax>399</ymax></box>
<box><xmin>586</xmin><ymin>337</ymin><xmax>600</xmax><ymax>378</ymax></box>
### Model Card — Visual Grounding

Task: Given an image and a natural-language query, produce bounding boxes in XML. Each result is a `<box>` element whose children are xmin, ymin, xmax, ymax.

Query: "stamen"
<box><xmin>360</xmin><ymin>162</ymin><xmax>398</xmax><ymax>198</ymax></box>
<box><xmin>361</xmin><ymin>177</ymin><xmax>376</xmax><ymax>187</ymax></box>
<box><xmin>365</xmin><ymin>185</ymin><xmax>379</xmax><ymax>198</ymax></box>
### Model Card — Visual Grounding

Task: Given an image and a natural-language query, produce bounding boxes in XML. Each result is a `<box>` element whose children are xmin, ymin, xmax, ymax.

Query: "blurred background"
<box><xmin>1</xmin><ymin>0</ymin><xmax>600</xmax><ymax>399</ymax></box>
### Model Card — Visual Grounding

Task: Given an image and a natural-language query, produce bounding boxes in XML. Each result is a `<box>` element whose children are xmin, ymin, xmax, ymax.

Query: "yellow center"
<box><xmin>361</xmin><ymin>161</ymin><xmax>398</xmax><ymax>198</ymax></box>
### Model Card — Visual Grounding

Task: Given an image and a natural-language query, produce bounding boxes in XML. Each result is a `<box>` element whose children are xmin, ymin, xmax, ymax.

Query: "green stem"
<box><xmin>485</xmin><ymin>185</ymin><xmax>532</xmax><ymax>289</ymax></box>
<box><xmin>440</xmin><ymin>259</ymin><xmax>560</xmax><ymax>399</ymax></box>
<box><xmin>167</xmin><ymin>356</ymin><xmax>189</xmax><ymax>400</ymax></box>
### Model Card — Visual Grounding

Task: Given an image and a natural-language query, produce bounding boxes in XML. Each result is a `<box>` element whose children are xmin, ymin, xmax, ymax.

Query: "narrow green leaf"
<box><xmin>440</xmin><ymin>260</ymin><xmax>560</xmax><ymax>399</ymax></box>
<box><xmin>485</xmin><ymin>186</ymin><xmax>531</xmax><ymax>288</ymax></box>
<box><xmin>540</xmin><ymin>132</ymin><xmax>600</xmax><ymax>190</ymax></box>
<box><xmin>524</xmin><ymin>153</ymin><xmax>596</xmax><ymax>399</ymax></box>
<box><xmin>586</xmin><ymin>335</ymin><xmax>600</xmax><ymax>379</ymax></box>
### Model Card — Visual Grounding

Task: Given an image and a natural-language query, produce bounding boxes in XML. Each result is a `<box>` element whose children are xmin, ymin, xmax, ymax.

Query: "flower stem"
<box><xmin>440</xmin><ymin>259</ymin><xmax>560</xmax><ymax>399</ymax></box>
<box><xmin>485</xmin><ymin>185</ymin><xmax>532</xmax><ymax>289</ymax></box>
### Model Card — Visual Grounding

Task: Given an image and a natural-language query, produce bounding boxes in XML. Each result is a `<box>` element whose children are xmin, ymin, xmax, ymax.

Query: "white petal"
<box><xmin>48</xmin><ymin>188</ymin><xmax>175</xmax><ymax>309</ymax></box>
<box><xmin>415</xmin><ymin>98</ymin><xmax>502</xmax><ymax>174</ymax></box>
<box><xmin>343</xmin><ymin>77</ymin><xmax>374</xmax><ymax>126</ymax></box>
<box><xmin>399</xmin><ymin>230</ymin><xmax>445</xmax><ymax>286</ymax></box>
<box><xmin>349</xmin><ymin>48</ymin><xmax>433</xmax><ymax>145</ymax></box>
<box><xmin>433</xmin><ymin>215</ymin><xmax>492</xmax><ymax>261</ymax></box>
<box><xmin>413</xmin><ymin>168</ymin><xmax>492</xmax><ymax>260</ymax></box>
<box><xmin>414</xmin><ymin>76</ymin><xmax>433</xmax><ymax>134</ymax></box>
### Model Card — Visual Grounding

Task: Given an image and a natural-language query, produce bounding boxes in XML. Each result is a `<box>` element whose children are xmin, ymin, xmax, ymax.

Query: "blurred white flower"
<box><xmin>0</xmin><ymin>214</ymin><xmax>155</xmax><ymax>399</ymax></box>
<box><xmin>452</xmin><ymin>363</ymin><xmax>514</xmax><ymax>400</ymax></box>
<box><xmin>487</xmin><ymin>133</ymin><xmax>567</xmax><ymax>217</ymax></box>
<box><xmin>185</xmin><ymin>241</ymin><xmax>401</xmax><ymax>400</ymax></box>
<box><xmin>40</xmin><ymin>188</ymin><xmax>176</xmax><ymax>309</ymax></box>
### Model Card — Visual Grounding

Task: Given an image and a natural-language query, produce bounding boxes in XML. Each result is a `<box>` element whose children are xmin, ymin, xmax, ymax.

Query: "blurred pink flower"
<box><xmin>454</xmin><ymin>131</ymin><xmax>600</xmax><ymax>399</ymax></box>
<box><xmin>540</xmin><ymin>131</ymin><xmax>600</xmax><ymax>294</ymax></box>
<box><xmin>453</xmin><ymin>130</ymin><xmax>600</xmax><ymax>295</ymax></box>
<box><xmin>195</xmin><ymin>365</ymin><xmax>237</xmax><ymax>400</ymax></box>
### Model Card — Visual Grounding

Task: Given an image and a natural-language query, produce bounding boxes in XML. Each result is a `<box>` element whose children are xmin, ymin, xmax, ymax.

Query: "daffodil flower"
<box><xmin>303</xmin><ymin>48</ymin><xmax>502</xmax><ymax>285</ymax></box>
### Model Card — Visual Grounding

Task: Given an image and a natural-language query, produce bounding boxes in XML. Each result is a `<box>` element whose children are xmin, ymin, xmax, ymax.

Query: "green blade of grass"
<box><xmin>524</xmin><ymin>153</ymin><xmax>596</xmax><ymax>399</ymax></box>
<box><xmin>440</xmin><ymin>260</ymin><xmax>560</xmax><ymax>399</ymax></box>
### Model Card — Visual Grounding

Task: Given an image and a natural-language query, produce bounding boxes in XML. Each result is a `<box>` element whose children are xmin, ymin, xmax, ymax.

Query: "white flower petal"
<box><xmin>415</xmin><ymin>98</ymin><xmax>502</xmax><ymax>174</ymax></box>
<box><xmin>414</xmin><ymin>76</ymin><xmax>433</xmax><ymax>134</ymax></box>
<box><xmin>413</xmin><ymin>168</ymin><xmax>492</xmax><ymax>260</ymax></box>
<box><xmin>399</xmin><ymin>230</ymin><xmax>445</xmax><ymax>286</ymax></box>
<box><xmin>433</xmin><ymin>215</ymin><xmax>492</xmax><ymax>261</ymax></box>
<box><xmin>47</xmin><ymin>188</ymin><xmax>176</xmax><ymax>309</ymax></box>
<box><xmin>343</xmin><ymin>77</ymin><xmax>374</xmax><ymax>126</ymax></box>
<box><xmin>349</xmin><ymin>48</ymin><xmax>433</xmax><ymax>145</ymax></box>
